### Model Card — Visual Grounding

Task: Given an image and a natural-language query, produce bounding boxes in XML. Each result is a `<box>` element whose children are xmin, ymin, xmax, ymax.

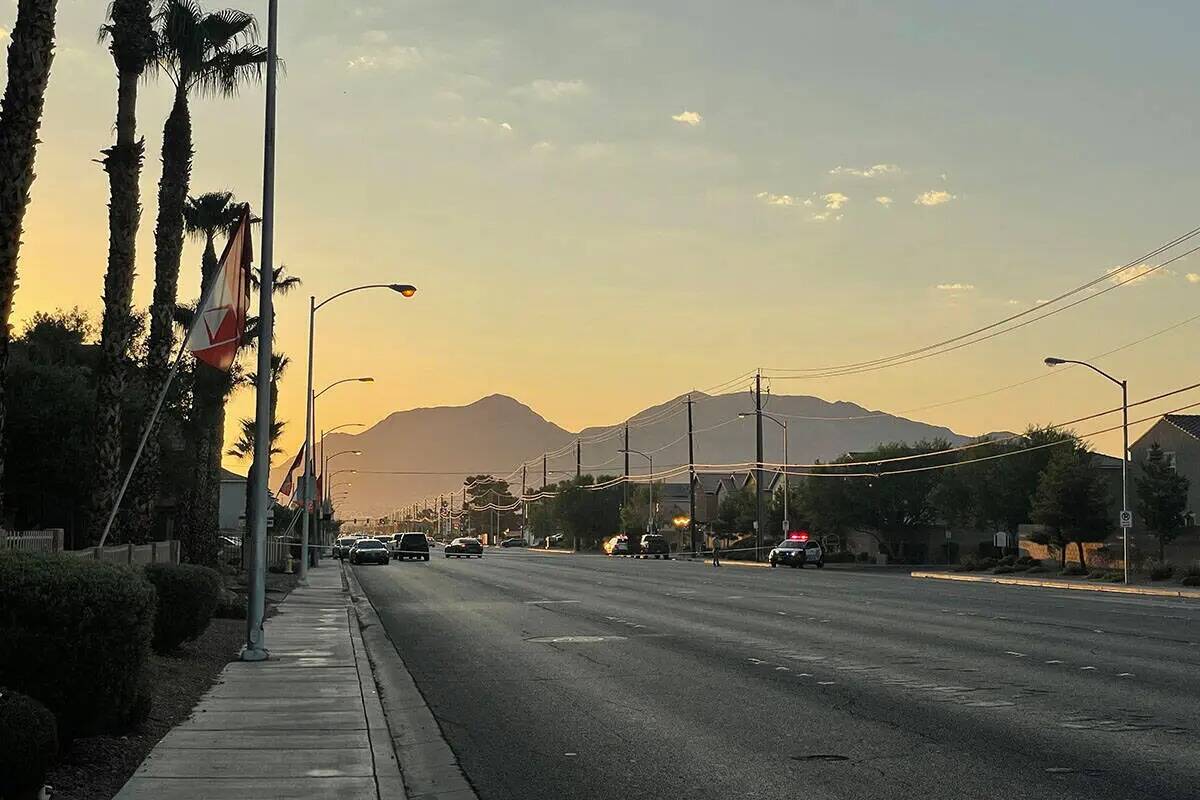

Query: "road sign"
<box><xmin>1120</xmin><ymin>510</ymin><xmax>1133</xmax><ymax>529</ymax></box>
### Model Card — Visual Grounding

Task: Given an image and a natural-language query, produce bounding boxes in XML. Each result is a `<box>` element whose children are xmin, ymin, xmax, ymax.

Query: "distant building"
<box><xmin>1131</xmin><ymin>414</ymin><xmax>1200</xmax><ymax>522</ymax></box>
<box><xmin>219</xmin><ymin>468</ymin><xmax>247</xmax><ymax>532</ymax></box>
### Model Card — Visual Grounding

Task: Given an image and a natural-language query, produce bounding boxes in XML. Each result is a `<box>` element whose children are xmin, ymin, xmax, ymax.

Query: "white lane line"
<box><xmin>777</xmin><ymin>611</ymin><xmax>788</xmax><ymax>616</ymax></box>
<box><xmin>817</xmin><ymin>681</ymin><xmax>836</xmax><ymax>686</ymax></box>
<box><xmin>1045</xmin><ymin>660</ymin><xmax>1063</xmax><ymax>664</ymax></box>
<box><xmin>525</xmin><ymin>599</ymin><xmax>581</xmax><ymax>604</ymax></box>
<box><xmin>775</xmin><ymin>666</ymin><xmax>790</xmax><ymax>672</ymax></box>
<box><xmin>797</xmin><ymin>673</ymin><xmax>813</xmax><ymax>677</ymax></box>
<box><xmin>748</xmin><ymin>658</ymin><xmax>765</xmax><ymax>664</ymax></box>
<box><xmin>1079</xmin><ymin>666</ymin><xmax>1096</xmax><ymax>671</ymax></box>
<box><xmin>1117</xmin><ymin>672</ymin><xmax>1135</xmax><ymax>677</ymax></box>
<box><xmin>527</xmin><ymin>635</ymin><xmax>626</xmax><ymax>644</ymax></box>
<box><xmin>1005</xmin><ymin>651</ymin><xmax>1027</xmax><ymax>657</ymax></box>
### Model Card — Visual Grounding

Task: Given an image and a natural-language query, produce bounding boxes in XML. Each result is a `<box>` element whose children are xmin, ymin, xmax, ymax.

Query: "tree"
<box><xmin>1136</xmin><ymin>443</ymin><xmax>1190</xmax><ymax>561</ymax></box>
<box><xmin>0</xmin><ymin>0</ymin><xmax>59</xmax><ymax>519</ymax></box>
<box><xmin>1030</xmin><ymin>445</ymin><xmax>1112</xmax><ymax>568</ymax></box>
<box><xmin>713</xmin><ymin>485</ymin><xmax>756</xmax><ymax>540</ymax></box>
<box><xmin>175</xmin><ymin>191</ymin><xmax>243</xmax><ymax>560</ymax></box>
<box><xmin>88</xmin><ymin>0</ymin><xmax>156</xmax><ymax>543</ymax></box>
<box><xmin>463</xmin><ymin>476</ymin><xmax>518</xmax><ymax>538</ymax></box>
<box><xmin>126</xmin><ymin>0</ymin><xmax>266</xmax><ymax>541</ymax></box>
<box><xmin>619</xmin><ymin>483</ymin><xmax>668</xmax><ymax>538</ymax></box>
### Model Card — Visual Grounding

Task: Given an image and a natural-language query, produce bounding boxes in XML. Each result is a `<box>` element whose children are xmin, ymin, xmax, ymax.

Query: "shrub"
<box><xmin>978</xmin><ymin>557</ymin><xmax>998</xmax><ymax>571</ymax></box>
<box><xmin>144</xmin><ymin>563</ymin><xmax>222</xmax><ymax>653</ymax></box>
<box><xmin>1025</xmin><ymin>563</ymin><xmax>1046</xmax><ymax>573</ymax></box>
<box><xmin>998</xmin><ymin>555</ymin><xmax>1017</xmax><ymax>567</ymax></box>
<box><xmin>1182</xmin><ymin>562</ymin><xmax>1200</xmax><ymax>579</ymax></box>
<box><xmin>1149</xmin><ymin>562</ymin><xmax>1175</xmax><ymax>582</ymax></box>
<box><xmin>1061</xmin><ymin>563</ymin><xmax>1086</xmax><ymax>576</ymax></box>
<box><xmin>992</xmin><ymin>565</ymin><xmax>1015</xmax><ymax>574</ymax></box>
<box><xmin>0</xmin><ymin>689</ymin><xmax>58</xmax><ymax>799</ymax></box>
<box><xmin>1015</xmin><ymin>555</ymin><xmax>1037</xmax><ymax>567</ymax></box>
<box><xmin>1182</xmin><ymin>575</ymin><xmax>1200</xmax><ymax>587</ymax></box>
<box><xmin>1087</xmin><ymin>569</ymin><xmax>1109</xmax><ymax>581</ymax></box>
<box><xmin>954</xmin><ymin>555</ymin><xmax>980</xmax><ymax>572</ymax></box>
<box><xmin>214</xmin><ymin>588</ymin><xmax>248</xmax><ymax>620</ymax></box>
<box><xmin>824</xmin><ymin>551</ymin><xmax>856</xmax><ymax>564</ymax></box>
<box><xmin>856</xmin><ymin>551</ymin><xmax>871</xmax><ymax>563</ymax></box>
<box><xmin>0</xmin><ymin>551</ymin><xmax>156</xmax><ymax>739</ymax></box>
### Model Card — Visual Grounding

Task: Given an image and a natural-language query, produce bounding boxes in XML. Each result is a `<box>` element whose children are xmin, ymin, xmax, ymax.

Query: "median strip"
<box><xmin>911</xmin><ymin>571</ymin><xmax>1200</xmax><ymax>600</ymax></box>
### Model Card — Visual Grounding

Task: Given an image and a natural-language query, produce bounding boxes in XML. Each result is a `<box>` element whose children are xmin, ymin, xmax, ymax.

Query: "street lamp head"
<box><xmin>351</xmin><ymin>450</ymin><xmax>363</xmax><ymax>455</ymax></box>
<box><xmin>390</xmin><ymin>284</ymin><xmax>418</xmax><ymax>298</ymax></box>
<box><xmin>357</xmin><ymin>377</ymin><xmax>375</xmax><ymax>383</ymax></box>
<box><xmin>1044</xmin><ymin>357</ymin><xmax>1067</xmax><ymax>367</ymax></box>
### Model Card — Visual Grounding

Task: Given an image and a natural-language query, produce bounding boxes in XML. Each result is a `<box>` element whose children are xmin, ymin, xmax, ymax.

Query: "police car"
<box><xmin>768</xmin><ymin>531</ymin><xmax>824</xmax><ymax>568</ymax></box>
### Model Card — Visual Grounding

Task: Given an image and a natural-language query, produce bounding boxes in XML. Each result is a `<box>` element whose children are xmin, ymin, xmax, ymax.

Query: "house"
<box><xmin>1131</xmin><ymin>414</ymin><xmax>1200</xmax><ymax>521</ymax></box>
<box><xmin>219</xmin><ymin>468</ymin><xmax>247</xmax><ymax>532</ymax></box>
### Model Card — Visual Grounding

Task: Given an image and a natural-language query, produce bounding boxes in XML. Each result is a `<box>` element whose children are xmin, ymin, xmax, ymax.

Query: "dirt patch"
<box><xmin>45</xmin><ymin>617</ymin><xmax>244</xmax><ymax>800</ymax></box>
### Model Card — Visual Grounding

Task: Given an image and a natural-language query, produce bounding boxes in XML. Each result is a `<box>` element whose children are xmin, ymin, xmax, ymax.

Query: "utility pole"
<box><xmin>687</xmin><ymin>393</ymin><xmax>697</xmax><ymax>557</ymax></box>
<box><xmin>755</xmin><ymin>371</ymin><xmax>764</xmax><ymax>562</ymax></box>
<box><xmin>576</xmin><ymin>439</ymin><xmax>581</xmax><ymax>479</ymax></box>
<box><xmin>543</xmin><ymin>453</ymin><xmax>548</xmax><ymax>489</ymax></box>
<box><xmin>521</xmin><ymin>464</ymin><xmax>527</xmax><ymax>543</ymax></box>
<box><xmin>623</xmin><ymin>423</ymin><xmax>630</xmax><ymax>534</ymax></box>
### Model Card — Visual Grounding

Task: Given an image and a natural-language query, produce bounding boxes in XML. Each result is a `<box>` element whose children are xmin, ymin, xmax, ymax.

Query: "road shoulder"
<box><xmin>912</xmin><ymin>570</ymin><xmax>1200</xmax><ymax>599</ymax></box>
<box><xmin>344</xmin><ymin>563</ymin><xmax>480</xmax><ymax>800</ymax></box>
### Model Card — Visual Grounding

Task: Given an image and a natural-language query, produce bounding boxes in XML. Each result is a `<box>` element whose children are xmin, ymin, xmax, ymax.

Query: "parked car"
<box><xmin>607</xmin><ymin>534</ymin><xmax>637</xmax><ymax>556</ymax></box>
<box><xmin>391</xmin><ymin>532</ymin><xmax>431</xmax><ymax>561</ymax></box>
<box><xmin>349</xmin><ymin>538</ymin><xmax>390</xmax><ymax>565</ymax></box>
<box><xmin>546</xmin><ymin>533</ymin><xmax>565</xmax><ymax>548</ymax></box>
<box><xmin>333</xmin><ymin>536</ymin><xmax>358</xmax><ymax>559</ymax></box>
<box><xmin>445</xmin><ymin>537</ymin><xmax>484</xmax><ymax>558</ymax></box>
<box><xmin>639</xmin><ymin>534</ymin><xmax>670</xmax><ymax>559</ymax></box>
<box><xmin>769</xmin><ymin>534</ymin><xmax>824</xmax><ymax>568</ymax></box>
<box><xmin>500</xmin><ymin>537</ymin><xmax>528</xmax><ymax>548</ymax></box>
<box><xmin>425</xmin><ymin>535</ymin><xmax>440</xmax><ymax>548</ymax></box>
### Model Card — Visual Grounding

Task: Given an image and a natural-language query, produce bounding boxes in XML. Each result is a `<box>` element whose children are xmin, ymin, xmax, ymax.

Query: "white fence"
<box><xmin>67</xmin><ymin>540</ymin><xmax>181</xmax><ymax>565</ymax></box>
<box><xmin>3</xmin><ymin>529</ymin><xmax>65</xmax><ymax>553</ymax></box>
<box><xmin>220</xmin><ymin>537</ymin><xmax>293</xmax><ymax>571</ymax></box>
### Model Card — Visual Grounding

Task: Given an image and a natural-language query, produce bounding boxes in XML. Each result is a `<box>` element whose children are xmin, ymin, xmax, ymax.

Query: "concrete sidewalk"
<box><xmin>115</xmin><ymin>565</ymin><xmax>403</xmax><ymax>800</ymax></box>
<box><xmin>912</xmin><ymin>570</ymin><xmax>1200</xmax><ymax>599</ymax></box>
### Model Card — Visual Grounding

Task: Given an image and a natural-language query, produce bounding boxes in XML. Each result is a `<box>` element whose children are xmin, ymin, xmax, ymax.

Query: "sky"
<box><xmin>6</xmin><ymin>0</ymin><xmax>1200</xmax><ymax>487</ymax></box>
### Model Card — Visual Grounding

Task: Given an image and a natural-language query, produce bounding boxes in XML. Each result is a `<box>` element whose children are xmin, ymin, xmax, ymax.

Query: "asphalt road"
<box><xmin>354</xmin><ymin>552</ymin><xmax>1200</xmax><ymax>800</ymax></box>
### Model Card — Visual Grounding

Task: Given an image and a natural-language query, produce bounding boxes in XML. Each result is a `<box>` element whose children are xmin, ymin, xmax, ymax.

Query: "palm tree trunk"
<box><xmin>0</xmin><ymin>0</ymin><xmax>58</xmax><ymax>520</ymax></box>
<box><xmin>89</xmin><ymin>41</ymin><xmax>148</xmax><ymax>544</ymax></box>
<box><xmin>125</xmin><ymin>84</ymin><xmax>192</xmax><ymax>543</ymax></box>
<box><xmin>1075</xmin><ymin>540</ymin><xmax>1086</xmax><ymax>570</ymax></box>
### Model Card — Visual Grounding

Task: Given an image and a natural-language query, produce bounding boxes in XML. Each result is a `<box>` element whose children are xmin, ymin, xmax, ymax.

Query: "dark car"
<box><xmin>349</xmin><ymin>538</ymin><xmax>389</xmax><ymax>565</ymax></box>
<box><xmin>333</xmin><ymin>536</ymin><xmax>358</xmax><ymax>560</ymax></box>
<box><xmin>769</xmin><ymin>536</ymin><xmax>824</xmax><ymax>568</ymax></box>
<box><xmin>500</xmin><ymin>537</ymin><xmax>527</xmax><ymax>548</ymax></box>
<box><xmin>392</xmin><ymin>532</ymin><xmax>430</xmax><ymax>561</ymax></box>
<box><xmin>639</xmin><ymin>534</ymin><xmax>670</xmax><ymax>559</ymax></box>
<box><xmin>445</xmin><ymin>537</ymin><xmax>483</xmax><ymax>558</ymax></box>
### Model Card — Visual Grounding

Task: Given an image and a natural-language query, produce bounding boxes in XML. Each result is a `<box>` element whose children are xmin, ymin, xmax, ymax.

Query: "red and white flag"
<box><xmin>277</xmin><ymin>446</ymin><xmax>304</xmax><ymax>501</ymax></box>
<box><xmin>188</xmin><ymin>206</ymin><xmax>253</xmax><ymax>370</ymax></box>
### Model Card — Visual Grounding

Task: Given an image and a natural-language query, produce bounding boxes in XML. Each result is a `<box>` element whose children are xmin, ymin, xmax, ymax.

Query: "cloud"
<box><xmin>822</xmin><ymin>192</ymin><xmax>849</xmax><ymax>210</ymax></box>
<box><xmin>1108</xmin><ymin>263</ymin><xmax>1163</xmax><ymax>286</ymax></box>
<box><xmin>672</xmin><ymin>110</ymin><xmax>703</xmax><ymax>126</ymax></box>
<box><xmin>361</xmin><ymin>30</ymin><xmax>391</xmax><ymax>44</ymax></box>
<box><xmin>809</xmin><ymin>212</ymin><xmax>843</xmax><ymax>223</ymax></box>
<box><xmin>829</xmin><ymin>164</ymin><xmax>901</xmax><ymax>178</ymax></box>
<box><xmin>914</xmin><ymin>190</ymin><xmax>957</xmax><ymax>206</ymax></box>
<box><xmin>530</xmin><ymin>140</ymin><xmax>554</xmax><ymax>153</ymax></box>
<box><xmin>1007</xmin><ymin>299</ymin><xmax>1022</xmax><ymax>305</ymax></box>
<box><xmin>0</xmin><ymin>27</ymin><xmax>8</xmax><ymax>41</ymax></box>
<box><xmin>756</xmin><ymin>191</ymin><xmax>799</xmax><ymax>207</ymax></box>
<box><xmin>936</xmin><ymin>283</ymin><xmax>975</xmax><ymax>291</ymax></box>
<box><xmin>875</xmin><ymin>196</ymin><xmax>893</xmax><ymax>206</ymax></box>
<box><xmin>1188</xmin><ymin>273</ymin><xmax>1200</xmax><ymax>284</ymax></box>
<box><xmin>347</xmin><ymin>45</ymin><xmax>425</xmax><ymax>71</ymax></box>
<box><xmin>512</xmin><ymin>79</ymin><xmax>588</xmax><ymax>101</ymax></box>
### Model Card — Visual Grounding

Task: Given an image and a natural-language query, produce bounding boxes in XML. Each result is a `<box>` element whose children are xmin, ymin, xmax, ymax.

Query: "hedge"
<box><xmin>0</xmin><ymin>688</ymin><xmax>58</xmax><ymax>799</ymax></box>
<box><xmin>0</xmin><ymin>551</ymin><xmax>156</xmax><ymax>739</ymax></box>
<box><xmin>143</xmin><ymin>563</ymin><xmax>222</xmax><ymax>653</ymax></box>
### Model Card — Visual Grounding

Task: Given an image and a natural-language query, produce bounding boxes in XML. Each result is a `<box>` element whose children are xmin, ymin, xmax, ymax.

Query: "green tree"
<box><xmin>1136</xmin><ymin>443</ymin><xmax>1190</xmax><ymax>561</ymax></box>
<box><xmin>89</xmin><ymin>0</ymin><xmax>156</xmax><ymax>544</ymax></box>
<box><xmin>713</xmin><ymin>485</ymin><xmax>757</xmax><ymax>539</ymax></box>
<box><xmin>463</xmin><ymin>476</ymin><xmax>518</xmax><ymax>538</ymax></box>
<box><xmin>1030</xmin><ymin>445</ymin><xmax>1112</xmax><ymax>568</ymax></box>
<box><xmin>127</xmin><ymin>0</ymin><xmax>266</xmax><ymax>541</ymax></box>
<box><xmin>619</xmin><ymin>483</ymin><xmax>668</xmax><ymax>538</ymax></box>
<box><xmin>0</xmin><ymin>0</ymin><xmax>60</xmax><ymax>519</ymax></box>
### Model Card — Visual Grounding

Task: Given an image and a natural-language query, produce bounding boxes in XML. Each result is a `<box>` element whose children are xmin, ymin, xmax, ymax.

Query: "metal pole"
<box><xmin>299</xmin><ymin>295</ymin><xmax>314</xmax><ymax>582</ymax></box>
<box><xmin>755</xmin><ymin>371</ymin><xmax>764</xmax><ymax>561</ymax></box>
<box><xmin>687</xmin><ymin>393</ymin><xmax>696</xmax><ymax>557</ymax></box>
<box><xmin>782</xmin><ymin>420</ymin><xmax>789</xmax><ymax>534</ymax></box>
<box><xmin>623</xmin><ymin>424</ymin><xmax>629</xmax><ymax>534</ymax></box>
<box><xmin>576</xmin><ymin>440</ymin><xmax>581</xmax><ymax>479</ymax></box>
<box><xmin>521</xmin><ymin>465</ymin><xmax>527</xmax><ymax>543</ymax></box>
<box><xmin>543</xmin><ymin>453</ymin><xmax>548</xmax><ymax>489</ymax></box>
<box><xmin>647</xmin><ymin>455</ymin><xmax>654</xmax><ymax>534</ymax></box>
<box><xmin>242</xmin><ymin>0</ymin><xmax>278</xmax><ymax>663</ymax></box>
<box><xmin>1122</xmin><ymin>380</ymin><xmax>1129</xmax><ymax>585</ymax></box>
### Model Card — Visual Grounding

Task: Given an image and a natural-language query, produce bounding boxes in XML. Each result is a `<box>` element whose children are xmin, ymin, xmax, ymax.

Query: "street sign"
<box><xmin>1120</xmin><ymin>510</ymin><xmax>1133</xmax><ymax>529</ymax></box>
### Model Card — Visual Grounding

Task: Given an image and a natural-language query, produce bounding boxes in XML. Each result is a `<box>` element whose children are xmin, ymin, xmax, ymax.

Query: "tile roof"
<box><xmin>1164</xmin><ymin>414</ymin><xmax>1200</xmax><ymax>441</ymax></box>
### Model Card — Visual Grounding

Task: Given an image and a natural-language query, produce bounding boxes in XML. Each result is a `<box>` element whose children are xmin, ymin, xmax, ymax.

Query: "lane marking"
<box><xmin>1005</xmin><ymin>651</ymin><xmax>1027</xmax><ymax>657</ymax></box>
<box><xmin>527</xmin><ymin>635</ymin><xmax>626</xmax><ymax>644</ymax></box>
<box><xmin>1079</xmin><ymin>666</ymin><xmax>1096</xmax><ymax>671</ymax></box>
<box><xmin>1117</xmin><ymin>672</ymin><xmax>1135</xmax><ymax>677</ymax></box>
<box><xmin>817</xmin><ymin>681</ymin><xmax>836</xmax><ymax>686</ymax></box>
<box><xmin>524</xmin><ymin>599</ymin><xmax>581</xmax><ymax>604</ymax></box>
<box><xmin>1045</xmin><ymin>660</ymin><xmax>1063</xmax><ymax>664</ymax></box>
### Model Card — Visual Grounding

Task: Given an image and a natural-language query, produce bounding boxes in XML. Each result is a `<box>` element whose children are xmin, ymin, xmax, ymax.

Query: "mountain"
<box><xmin>284</xmin><ymin>392</ymin><xmax>982</xmax><ymax>518</ymax></box>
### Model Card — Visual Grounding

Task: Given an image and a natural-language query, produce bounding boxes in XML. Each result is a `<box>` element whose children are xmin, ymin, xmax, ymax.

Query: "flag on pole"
<box><xmin>188</xmin><ymin>206</ymin><xmax>254</xmax><ymax>370</ymax></box>
<box><xmin>278</xmin><ymin>446</ymin><xmax>303</xmax><ymax>499</ymax></box>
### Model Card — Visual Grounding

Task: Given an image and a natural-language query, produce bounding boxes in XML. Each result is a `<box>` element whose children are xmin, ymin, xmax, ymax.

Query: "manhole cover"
<box><xmin>793</xmin><ymin>754</ymin><xmax>849</xmax><ymax>762</ymax></box>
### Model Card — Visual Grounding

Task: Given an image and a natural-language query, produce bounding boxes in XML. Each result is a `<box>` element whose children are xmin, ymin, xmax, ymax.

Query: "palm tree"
<box><xmin>228</xmin><ymin>352</ymin><xmax>289</xmax><ymax>534</ymax></box>
<box><xmin>88</xmin><ymin>0</ymin><xmax>156</xmax><ymax>543</ymax></box>
<box><xmin>175</xmin><ymin>191</ymin><xmax>243</xmax><ymax>562</ymax></box>
<box><xmin>126</xmin><ymin>0</ymin><xmax>266</xmax><ymax>541</ymax></box>
<box><xmin>0</xmin><ymin>0</ymin><xmax>59</xmax><ymax>519</ymax></box>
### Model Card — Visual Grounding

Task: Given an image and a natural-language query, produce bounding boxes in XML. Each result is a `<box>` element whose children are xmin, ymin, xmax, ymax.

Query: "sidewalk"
<box><xmin>115</xmin><ymin>564</ymin><xmax>403</xmax><ymax>800</ymax></box>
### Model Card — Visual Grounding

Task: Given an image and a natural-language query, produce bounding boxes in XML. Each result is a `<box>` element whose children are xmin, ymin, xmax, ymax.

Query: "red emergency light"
<box><xmin>787</xmin><ymin>531</ymin><xmax>810</xmax><ymax>541</ymax></box>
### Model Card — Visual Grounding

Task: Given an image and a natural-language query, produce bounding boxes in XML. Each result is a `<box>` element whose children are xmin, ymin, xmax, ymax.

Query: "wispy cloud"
<box><xmin>512</xmin><ymin>79</ymin><xmax>589</xmax><ymax>101</ymax></box>
<box><xmin>822</xmin><ymin>192</ymin><xmax>849</xmax><ymax>210</ymax></box>
<box><xmin>809</xmin><ymin>211</ymin><xmax>843</xmax><ymax>223</ymax></box>
<box><xmin>875</xmin><ymin>196</ymin><xmax>893</xmax><ymax>206</ymax></box>
<box><xmin>914</xmin><ymin>190</ymin><xmax>957</xmax><ymax>206</ymax></box>
<box><xmin>829</xmin><ymin>163</ymin><xmax>901</xmax><ymax>178</ymax></box>
<box><xmin>347</xmin><ymin>44</ymin><xmax>426</xmax><ymax>71</ymax></box>
<box><xmin>1187</xmin><ymin>273</ymin><xmax>1200</xmax><ymax>284</ymax></box>
<box><xmin>756</xmin><ymin>191</ymin><xmax>798</xmax><ymax>207</ymax></box>
<box><xmin>936</xmin><ymin>283</ymin><xmax>975</xmax><ymax>291</ymax></box>
<box><xmin>672</xmin><ymin>109</ymin><xmax>703</xmax><ymax>126</ymax></box>
<box><xmin>1108</xmin><ymin>263</ymin><xmax>1163</xmax><ymax>286</ymax></box>
<box><xmin>530</xmin><ymin>140</ymin><xmax>554</xmax><ymax>153</ymax></box>
<box><xmin>0</xmin><ymin>27</ymin><xmax>9</xmax><ymax>41</ymax></box>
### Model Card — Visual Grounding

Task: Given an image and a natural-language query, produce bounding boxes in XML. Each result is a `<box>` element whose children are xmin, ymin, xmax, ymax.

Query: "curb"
<box><xmin>344</xmin><ymin>563</ymin><xmax>480</xmax><ymax>800</ymax></box>
<box><xmin>911</xmin><ymin>571</ymin><xmax>1200</xmax><ymax>600</ymax></box>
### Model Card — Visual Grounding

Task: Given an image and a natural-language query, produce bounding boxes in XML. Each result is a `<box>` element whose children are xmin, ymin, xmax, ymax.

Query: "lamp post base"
<box><xmin>240</xmin><ymin>646</ymin><xmax>270</xmax><ymax>663</ymax></box>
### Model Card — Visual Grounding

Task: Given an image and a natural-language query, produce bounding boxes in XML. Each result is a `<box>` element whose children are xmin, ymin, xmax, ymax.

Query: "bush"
<box><xmin>144</xmin><ymin>563</ymin><xmax>222</xmax><ymax>653</ymax></box>
<box><xmin>998</xmin><ymin>555</ymin><xmax>1017</xmax><ymax>567</ymax></box>
<box><xmin>856</xmin><ymin>551</ymin><xmax>871</xmax><ymax>563</ymax></box>
<box><xmin>1149</xmin><ymin>562</ymin><xmax>1175</xmax><ymax>582</ymax></box>
<box><xmin>992</xmin><ymin>565</ymin><xmax>1015</xmax><ymax>574</ymax></box>
<box><xmin>1182</xmin><ymin>562</ymin><xmax>1200</xmax><ymax>579</ymax></box>
<box><xmin>1087</xmin><ymin>569</ymin><xmax>1109</xmax><ymax>581</ymax></box>
<box><xmin>978</xmin><ymin>557</ymin><xmax>998</xmax><ymax>571</ymax></box>
<box><xmin>0</xmin><ymin>552</ymin><xmax>155</xmax><ymax>739</ymax></box>
<box><xmin>824</xmin><ymin>551</ymin><xmax>856</xmax><ymax>563</ymax></box>
<box><xmin>0</xmin><ymin>689</ymin><xmax>58</xmax><ymax>799</ymax></box>
<box><xmin>953</xmin><ymin>554</ymin><xmax>980</xmax><ymax>572</ymax></box>
<box><xmin>1025</xmin><ymin>563</ymin><xmax>1046</xmax><ymax>573</ymax></box>
<box><xmin>1182</xmin><ymin>575</ymin><xmax>1200</xmax><ymax>587</ymax></box>
<box><xmin>214</xmin><ymin>588</ymin><xmax>248</xmax><ymax>620</ymax></box>
<box><xmin>1061</xmin><ymin>563</ymin><xmax>1086</xmax><ymax>576</ymax></box>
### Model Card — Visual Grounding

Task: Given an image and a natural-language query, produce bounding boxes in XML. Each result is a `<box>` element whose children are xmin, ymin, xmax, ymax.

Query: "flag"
<box><xmin>278</xmin><ymin>447</ymin><xmax>303</xmax><ymax>499</ymax></box>
<box><xmin>188</xmin><ymin>206</ymin><xmax>253</xmax><ymax>370</ymax></box>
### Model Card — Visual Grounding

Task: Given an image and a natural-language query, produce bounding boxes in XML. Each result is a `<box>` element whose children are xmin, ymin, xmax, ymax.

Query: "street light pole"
<box><xmin>620</xmin><ymin>448</ymin><xmax>653</xmax><ymax>535</ymax></box>
<box><xmin>1044</xmin><ymin>356</ymin><xmax>1131</xmax><ymax>584</ymax></box>
<box><xmin>740</xmin><ymin>410</ymin><xmax>788</xmax><ymax>536</ymax></box>
<box><xmin>755</xmin><ymin>372</ymin><xmax>765</xmax><ymax>562</ymax></box>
